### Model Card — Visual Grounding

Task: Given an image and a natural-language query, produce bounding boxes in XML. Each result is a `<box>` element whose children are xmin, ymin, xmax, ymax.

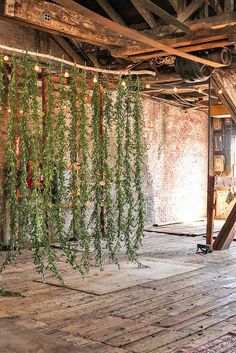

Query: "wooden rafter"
<box><xmin>51</xmin><ymin>35</ymin><xmax>84</xmax><ymax>64</ymax></box>
<box><xmin>96</xmin><ymin>0</ymin><xmax>126</xmax><ymax>25</ymax></box>
<box><xmin>209</xmin><ymin>0</ymin><xmax>223</xmax><ymax>15</ymax></box>
<box><xmin>112</xmin><ymin>24</ymin><xmax>236</xmax><ymax>57</ymax></box>
<box><xmin>168</xmin><ymin>0</ymin><xmax>178</xmax><ymax>12</ymax></box>
<box><xmin>178</xmin><ymin>0</ymin><xmax>205</xmax><ymax>22</ymax></box>
<box><xmin>53</xmin><ymin>0</ymin><xmax>225</xmax><ymax>67</ymax></box>
<box><xmin>130</xmin><ymin>0</ymin><xmax>157</xmax><ymax>29</ymax></box>
<box><xmin>211</xmin><ymin>75</ymin><xmax>236</xmax><ymax>123</ymax></box>
<box><xmin>225</xmin><ymin>0</ymin><xmax>234</xmax><ymax>13</ymax></box>
<box><xmin>139</xmin><ymin>0</ymin><xmax>191</xmax><ymax>33</ymax></box>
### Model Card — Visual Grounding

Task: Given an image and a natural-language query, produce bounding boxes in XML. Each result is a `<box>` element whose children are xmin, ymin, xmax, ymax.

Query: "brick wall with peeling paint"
<box><xmin>142</xmin><ymin>98</ymin><xmax>208</xmax><ymax>225</ymax></box>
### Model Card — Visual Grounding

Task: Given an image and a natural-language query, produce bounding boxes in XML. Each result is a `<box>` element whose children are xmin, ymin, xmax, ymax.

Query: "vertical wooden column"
<box><xmin>206</xmin><ymin>77</ymin><xmax>215</xmax><ymax>247</ymax></box>
<box><xmin>99</xmin><ymin>86</ymin><xmax>105</xmax><ymax>236</ymax></box>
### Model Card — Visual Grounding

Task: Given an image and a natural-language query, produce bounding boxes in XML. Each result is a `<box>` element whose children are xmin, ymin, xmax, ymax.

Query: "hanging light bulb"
<box><xmin>7</xmin><ymin>108</ymin><xmax>11</xmax><ymax>113</ymax></box>
<box><xmin>19</xmin><ymin>109</ymin><xmax>23</xmax><ymax>115</ymax></box>
<box><xmin>34</xmin><ymin>64</ymin><xmax>40</xmax><ymax>73</ymax></box>
<box><xmin>3</xmin><ymin>55</ymin><xmax>9</xmax><ymax>62</ymax></box>
<box><xmin>93</xmin><ymin>76</ymin><xmax>98</xmax><ymax>83</ymax></box>
<box><xmin>121</xmin><ymin>80</ymin><xmax>126</xmax><ymax>87</ymax></box>
<box><xmin>64</xmin><ymin>71</ymin><xmax>69</xmax><ymax>78</ymax></box>
<box><xmin>198</xmin><ymin>88</ymin><xmax>202</xmax><ymax>93</ymax></box>
<box><xmin>218</xmin><ymin>89</ymin><xmax>223</xmax><ymax>94</ymax></box>
<box><xmin>173</xmin><ymin>86</ymin><xmax>178</xmax><ymax>92</ymax></box>
<box><xmin>145</xmin><ymin>84</ymin><xmax>151</xmax><ymax>89</ymax></box>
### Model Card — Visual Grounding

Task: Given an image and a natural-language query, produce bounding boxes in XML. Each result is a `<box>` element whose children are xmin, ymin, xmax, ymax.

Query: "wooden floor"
<box><xmin>1</xmin><ymin>232</ymin><xmax>236</xmax><ymax>352</ymax></box>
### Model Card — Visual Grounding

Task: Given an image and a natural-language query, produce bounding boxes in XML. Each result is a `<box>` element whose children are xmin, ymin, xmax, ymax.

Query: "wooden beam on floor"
<box><xmin>130</xmin><ymin>0</ymin><xmax>157</xmax><ymax>29</ymax></box>
<box><xmin>96</xmin><ymin>0</ymin><xmax>126</xmax><ymax>25</ymax></box>
<box><xmin>213</xmin><ymin>202</ymin><xmax>236</xmax><ymax>250</ymax></box>
<box><xmin>53</xmin><ymin>0</ymin><xmax>225</xmax><ymax>67</ymax></box>
<box><xmin>138</xmin><ymin>0</ymin><xmax>191</xmax><ymax>33</ymax></box>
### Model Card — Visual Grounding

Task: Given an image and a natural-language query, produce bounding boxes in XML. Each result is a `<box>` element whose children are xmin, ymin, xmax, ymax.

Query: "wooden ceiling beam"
<box><xmin>168</xmin><ymin>0</ymin><xmax>178</xmax><ymax>12</ymax></box>
<box><xmin>129</xmin><ymin>39</ymin><xmax>232</xmax><ymax>60</ymax></box>
<box><xmin>51</xmin><ymin>35</ymin><xmax>84</xmax><ymax>64</ymax></box>
<box><xmin>53</xmin><ymin>0</ymin><xmax>225</xmax><ymax>67</ymax></box>
<box><xmin>3</xmin><ymin>0</ymin><xmax>137</xmax><ymax>48</ymax></box>
<box><xmin>209</xmin><ymin>0</ymin><xmax>223</xmax><ymax>15</ymax></box>
<box><xmin>130</xmin><ymin>0</ymin><xmax>157</xmax><ymax>29</ymax></box>
<box><xmin>96</xmin><ymin>0</ymin><xmax>126</xmax><ymax>25</ymax></box>
<box><xmin>211</xmin><ymin>75</ymin><xmax>236</xmax><ymax>122</ymax></box>
<box><xmin>139</xmin><ymin>0</ymin><xmax>191</xmax><ymax>33</ymax></box>
<box><xmin>177</xmin><ymin>0</ymin><xmax>205</xmax><ymax>22</ymax></box>
<box><xmin>112</xmin><ymin>24</ymin><xmax>236</xmax><ymax>57</ymax></box>
<box><xmin>225</xmin><ymin>0</ymin><xmax>234</xmax><ymax>13</ymax></box>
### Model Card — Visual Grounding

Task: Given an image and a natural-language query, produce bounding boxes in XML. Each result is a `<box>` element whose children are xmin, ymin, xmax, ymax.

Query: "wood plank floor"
<box><xmin>1</xmin><ymin>232</ymin><xmax>236</xmax><ymax>352</ymax></box>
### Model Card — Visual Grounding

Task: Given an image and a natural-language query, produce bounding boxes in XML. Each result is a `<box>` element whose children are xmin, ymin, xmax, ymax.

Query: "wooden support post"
<box><xmin>206</xmin><ymin>176</ymin><xmax>216</xmax><ymax>246</ymax></box>
<box><xmin>213</xmin><ymin>202</ymin><xmax>236</xmax><ymax>250</ymax></box>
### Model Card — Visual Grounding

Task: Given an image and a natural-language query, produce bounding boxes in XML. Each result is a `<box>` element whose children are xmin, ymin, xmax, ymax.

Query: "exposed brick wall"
<box><xmin>142</xmin><ymin>98</ymin><xmax>208</xmax><ymax>225</ymax></box>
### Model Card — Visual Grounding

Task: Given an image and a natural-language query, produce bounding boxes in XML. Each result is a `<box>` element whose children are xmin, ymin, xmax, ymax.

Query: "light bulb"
<box><xmin>3</xmin><ymin>55</ymin><xmax>9</xmax><ymax>61</ymax></box>
<box><xmin>145</xmin><ymin>84</ymin><xmax>151</xmax><ymax>89</ymax></box>
<box><xmin>173</xmin><ymin>86</ymin><xmax>178</xmax><ymax>92</ymax></box>
<box><xmin>19</xmin><ymin>109</ymin><xmax>23</xmax><ymax>114</ymax></box>
<box><xmin>218</xmin><ymin>89</ymin><xmax>223</xmax><ymax>94</ymax></box>
<box><xmin>121</xmin><ymin>80</ymin><xmax>126</xmax><ymax>87</ymax></box>
<box><xmin>7</xmin><ymin>108</ymin><xmax>11</xmax><ymax>113</ymax></box>
<box><xmin>198</xmin><ymin>88</ymin><xmax>202</xmax><ymax>93</ymax></box>
<box><xmin>93</xmin><ymin>76</ymin><xmax>98</xmax><ymax>83</ymax></box>
<box><xmin>64</xmin><ymin>71</ymin><xmax>69</xmax><ymax>78</ymax></box>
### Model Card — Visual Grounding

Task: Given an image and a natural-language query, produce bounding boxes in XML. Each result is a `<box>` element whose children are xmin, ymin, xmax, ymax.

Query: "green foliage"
<box><xmin>0</xmin><ymin>54</ymin><xmax>145</xmax><ymax>281</ymax></box>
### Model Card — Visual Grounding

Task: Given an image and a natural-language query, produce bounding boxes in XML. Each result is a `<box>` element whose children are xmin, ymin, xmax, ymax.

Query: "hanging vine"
<box><xmin>0</xmin><ymin>54</ymin><xmax>146</xmax><ymax>281</ymax></box>
<box><xmin>103</xmin><ymin>86</ymin><xmax>117</xmax><ymax>263</ymax></box>
<box><xmin>77</xmin><ymin>71</ymin><xmax>90</xmax><ymax>271</ymax></box>
<box><xmin>68</xmin><ymin>66</ymin><xmax>80</xmax><ymax>242</ymax></box>
<box><xmin>132</xmin><ymin>78</ymin><xmax>145</xmax><ymax>254</ymax></box>
<box><xmin>0</xmin><ymin>56</ymin><xmax>5</xmax><ymax>233</ymax></box>
<box><xmin>1</xmin><ymin>55</ymin><xmax>18</xmax><ymax>271</ymax></box>
<box><xmin>114</xmin><ymin>79</ymin><xmax>126</xmax><ymax>243</ymax></box>
<box><xmin>123</xmin><ymin>78</ymin><xmax>136</xmax><ymax>261</ymax></box>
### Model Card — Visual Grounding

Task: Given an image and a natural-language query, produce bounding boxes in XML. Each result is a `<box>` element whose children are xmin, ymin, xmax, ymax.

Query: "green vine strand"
<box><xmin>77</xmin><ymin>71</ymin><xmax>90</xmax><ymax>271</ymax></box>
<box><xmin>132</xmin><ymin>78</ymin><xmax>145</xmax><ymax>254</ymax></box>
<box><xmin>0</xmin><ymin>54</ymin><xmax>145</xmax><ymax>282</ymax></box>
<box><xmin>1</xmin><ymin>55</ymin><xmax>18</xmax><ymax>272</ymax></box>
<box><xmin>91</xmin><ymin>80</ymin><xmax>104</xmax><ymax>267</ymax></box>
<box><xmin>0</xmin><ymin>57</ymin><xmax>5</xmax><ymax>233</ymax></box>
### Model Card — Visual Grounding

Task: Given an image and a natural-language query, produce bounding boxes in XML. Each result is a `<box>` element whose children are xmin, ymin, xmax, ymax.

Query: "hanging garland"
<box><xmin>77</xmin><ymin>71</ymin><xmax>90</xmax><ymax>271</ymax></box>
<box><xmin>0</xmin><ymin>54</ymin><xmax>145</xmax><ymax>280</ymax></box>
<box><xmin>132</xmin><ymin>78</ymin><xmax>145</xmax><ymax>254</ymax></box>
<box><xmin>0</xmin><ymin>56</ymin><xmax>5</xmax><ymax>232</ymax></box>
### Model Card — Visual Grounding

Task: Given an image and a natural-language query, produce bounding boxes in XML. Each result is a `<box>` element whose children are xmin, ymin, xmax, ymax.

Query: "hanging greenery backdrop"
<box><xmin>0</xmin><ymin>54</ymin><xmax>145</xmax><ymax>281</ymax></box>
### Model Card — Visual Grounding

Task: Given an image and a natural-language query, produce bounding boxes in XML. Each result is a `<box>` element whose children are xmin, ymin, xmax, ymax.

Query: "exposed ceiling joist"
<box><xmin>225</xmin><ymin>0</ymin><xmax>234</xmax><ymax>13</ymax></box>
<box><xmin>178</xmin><ymin>0</ymin><xmax>205</xmax><ymax>23</ymax></box>
<box><xmin>168</xmin><ymin>0</ymin><xmax>178</xmax><ymax>12</ymax></box>
<box><xmin>53</xmin><ymin>0</ymin><xmax>225</xmax><ymax>67</ymax></box>
<box><xmin>112</xmin><ymin>24</ymin><xmax>236</xmax><ymax>57</ymax></box>
<box><xmin>211</xmin><ymin>75</ymin><xmax>236</xmax><ymax>122</ymax></box>
<box><xmin>130</xmin><ymin>0</ymin><xmax>157</xmax><ymax>29</ymax></box>
<box><xmin>96</xmin><ymin>0</ymin><xmax>126</xmax><ymax>25</ymax></box>
<box><xmin>51</xmin><ymin>35</ymin><xmax>84</xmax><ymax>64</ymax></box>
<box><xmin>209</xmin><ymin>0</ymin><xmax>223</xmax><ymax>15</ymax></box>
<box><xmin>139</xmin><ymin>0</ymin><xmax>191</xmax><ymax>33</ymax></box>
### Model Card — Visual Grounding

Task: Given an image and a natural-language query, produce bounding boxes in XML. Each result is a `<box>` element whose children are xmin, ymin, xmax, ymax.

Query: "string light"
<box><xmin>218</xmin><ymin>89</ymin><xmax>223</xmax><ymax>94</ymax></box>
<box><xmin>121</xmin><ymin>80</ymin><xmax>126</xmax><ymax>87</ymax></box>
<box><xmin>64</xmin><ymin>71</ymin><xmax>69</xmax><ymax>78</ymax></box>
<box><xmin>145</xmin><ymin>84</ymin><xmax>151</xmax><ymax>89</ymax></box>
<box><xmin>19</xmin><ymin>109</ymin><xmax>23</xmax><ymax>115</ymax></box>
<box><xmin>93</xmin><ymin>76</ymin><xmax>98</xmax><ymax>83</ymax></box>
<box><xmin>3</xmin><ymin>55</ymin><xmax>9</xmax><ymax>61</ymax></box>
<box><xmin>198</xmin><ymin>88</ymin><xmax>202</xmax><ymax>93</ymax></box>
<box><xmin>34</xmin><ymin>64</ymin><xmax>40</xmax><ymax>72</ymax></box>
<box><xmin>173</xmin><ymin>86</ymin><xmax>178</xmax><ymax>92</ymax></box>
<box><xmin>7</xmin><ymin>108</ymin><xmax>11</xmax><ymax>113</ymax></box>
